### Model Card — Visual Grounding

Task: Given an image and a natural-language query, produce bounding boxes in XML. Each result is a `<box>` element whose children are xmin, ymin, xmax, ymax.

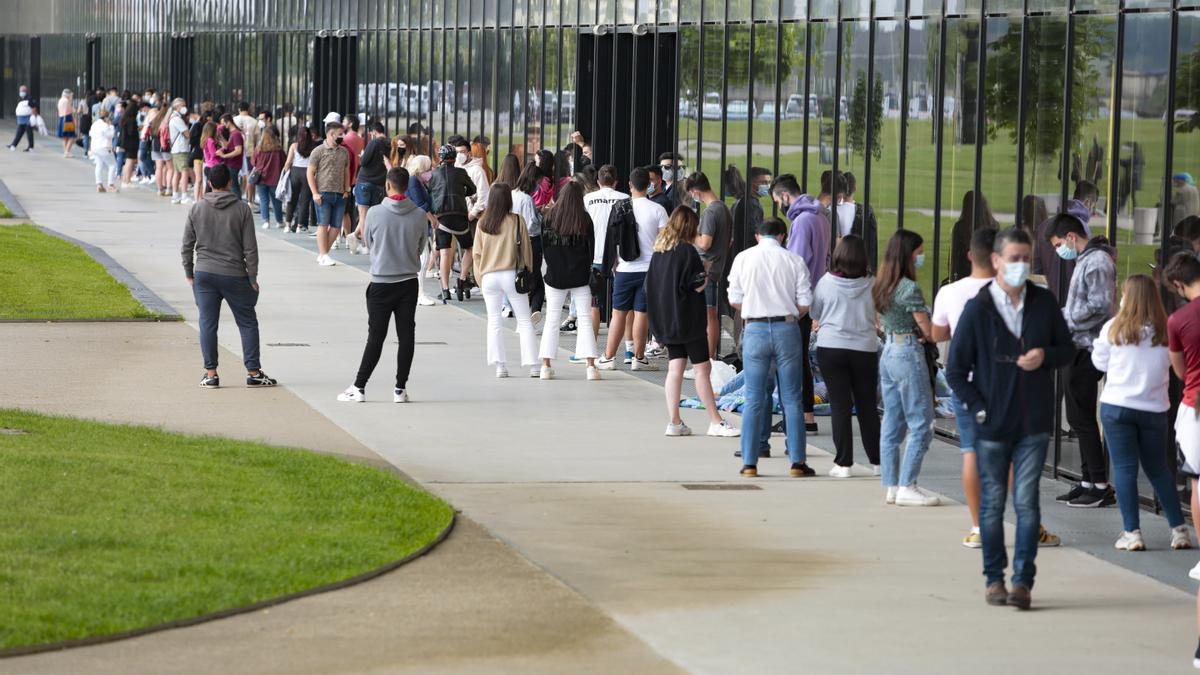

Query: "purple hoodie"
<box><xmin>786</xmin><ymin>195</ymin><xmax>830</xmax><ymax>283</ymax></box>
<box><xmin>1034</xmin><ymin>199</ymin><xmax>1092</xmax><ymax>300</ymax></box>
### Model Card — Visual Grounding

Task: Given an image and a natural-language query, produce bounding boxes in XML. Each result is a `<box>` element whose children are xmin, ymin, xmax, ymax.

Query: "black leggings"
<box><xmin>800</xmin><ymin>314</ymin><xmax>815</xmax><ymax>414</ymax></box>
<box><xmin>286</xmin><ymin>166</ymin><xmax>314</xmax><ymax>227</ymax></box>
<box><xmin>816</xmin><ymin>346</ymin><xmax>881</xmax><ymax>467</ymax></box>
<box><xmin>9</xmin><ymin>122</ymin><xmax>33</xmax><ymax>149</ymax></box>
<box><xmin>354</xmin><ymin>280</ymin><xmax>418</xmax><ymax>391</ymax></box>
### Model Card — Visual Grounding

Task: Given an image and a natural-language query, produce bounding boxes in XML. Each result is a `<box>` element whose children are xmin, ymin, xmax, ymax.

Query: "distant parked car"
<box><xmin>702</xmin><ymin>93</ymin><xmax>722</xmax><ymax>120</ymax></box>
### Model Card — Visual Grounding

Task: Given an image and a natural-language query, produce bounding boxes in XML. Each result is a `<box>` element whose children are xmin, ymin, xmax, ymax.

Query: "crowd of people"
<box><xmin>16</xmin><ymin>82</ymin><xmax>1200</xmax><ymax>665</ymax></box>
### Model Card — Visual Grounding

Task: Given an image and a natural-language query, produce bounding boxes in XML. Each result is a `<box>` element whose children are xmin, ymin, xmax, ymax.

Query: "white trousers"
<box><xmin>93</xmin><ymin>151</ymin><xmax>117</xmax><ymax>186</ymax></box>
<box><xmin>539</xmin><ymin>284</ymin><xmax>596</xmax><ymax>360</ymax></box>
<box><xmin>481</xmin><ymin>270</ymin><xmax>538</xmax><ymax>367</ymax></box>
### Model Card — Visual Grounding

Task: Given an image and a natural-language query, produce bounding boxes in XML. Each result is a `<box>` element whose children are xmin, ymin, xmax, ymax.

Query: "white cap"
<box><xmin>322</xmin><ymin>112</ymin><xmax>342</xmax><ymax>124</ymax></box>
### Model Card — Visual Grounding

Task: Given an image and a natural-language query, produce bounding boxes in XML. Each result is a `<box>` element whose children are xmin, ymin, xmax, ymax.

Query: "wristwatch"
<box><xmin>975</xmin><ymin>410</ymin><xmax>987</xmax><ymax>425</ymax></box>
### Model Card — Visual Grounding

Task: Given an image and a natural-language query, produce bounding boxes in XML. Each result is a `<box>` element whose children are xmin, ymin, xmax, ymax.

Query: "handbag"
<box><xmin>62</xmin><ymin>116</ymin><xmax>75</xmax><ymax>133</ymax></box>
<box><xmin>247</xmin><ymin>167</ymin><xmax>262</xmax><ymax>186</ymax></box>
<box><xmin>922</xmin><ymin>340</ymin><xmax>939</xmax><ymax>392</ymax></box>
<box><xmin>513</xmin><ymin>216</ymin><xmax>532</xmax><ymax>294</ymax></box>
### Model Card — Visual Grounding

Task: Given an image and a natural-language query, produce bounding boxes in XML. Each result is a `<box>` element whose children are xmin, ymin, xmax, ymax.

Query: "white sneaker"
<box><xmin>829</xmin><ymin>465</ymin><xmax>853</xmax><ymax>479</ymax></box>
<box><xmin>665</xmin><ymin>421</ymin><xmax>692</xmax><ymax>437</ymax></box>
<box><xmin>1189</xmin><ymin>561</ymin><xmax>1200</xmax><ymax>581</ymax></box>
<box><xmin>261</xmin><ymin>221</ymin><xmax>270</xmax><ymax>229</ymax></box>
<box><xmin>501</xmin><ymin>306</ymin><xmax>514</xmax><ymax>318</ymax></box>
<box><xmin>318</xmin><ymin>255</ymin><xmax>337</xmax><ymax>266</ymax></box>
<box><xmin>586</xmin><ymin>366</ymin><xmax>601</xmax><ymax>381</ymax></box>
<box><xmin>530</xmin><ymin>311</ymin><xmax>543</xmax><ymax>329</ymax></box>
<box><xmin>1172</xmin><ymin>525</ymin><xmax>1194</xmax><ymax>550</ymax></box>
<box><xmin>180</xmin><ymin>197</ymin><xmax>193</xmax><ymax>205</ymax></box>
<box><xmin>683</xmin><ymin>368</ymin><xmax>695</xmax><ymax>380</ymax></box>
<box><xmin>540</xmin><ymin>367</ymin><xmax>555</xmax><ymax>380</ymax></box>
<box><xmin>529</xmin><ymin>366</ymin><xmax>541</xmax><ymax>378</ymax></box>
<box><xmin>895</xmin><ymin>485</ymin><xmax>941</xmax><ymax>507</ymax></box>
<box><xmin>885</xmin><ymin>486</ymin><xmax>899</xmax><ymax>504</ymax></box>
<box><xmin>417</xmin><ymin>294</ymin><xmax>437</xmax><ymax>306</ymax></box>
<box><xmin>706</xmin><ymin>420</ymin><xmax>740</xmax><ymax>437</ymax></box>
<box><xmin>596</xmin><ymin>356</ymin><xmax>616</xmax><ymax>370</ymax></box>
<box><xmin>393</xmin><ymin>388</ymin><xmax>409</xmax><ymax>403</ymax></box>
<box><xmin>336</xmin><ymin>386</ymin><xmax>365</xmax><ymax>402</ymax></box>
<box><xmin>871</xmin><ymin>464</ymin><xmax>881</xmax><ymax>476</ymax></box>
<box><xmin>630</xmin><ymin>357</ymin><xmax>658</xmax><ymax>371</ymax></box>
<box><xmin>495</xmin><ymin>365</ymin><xmax>509</xmax><ymax>378</ymax></box>
<box><xmin>1115</xmin><ymin>530</ymin><xmax>1146</xmax><ymax>551</ymax></box>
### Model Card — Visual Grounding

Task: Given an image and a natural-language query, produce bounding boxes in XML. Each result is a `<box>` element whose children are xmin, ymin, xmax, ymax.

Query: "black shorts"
<box><xmin>434</xmin><ymin>215</ymin><xmax>472</xmax><ymax>250</ymax></box>
<box><xmin>666</xmin><ymin>338</ymin><xmax>709</xmax><ymax>364</ymax></box>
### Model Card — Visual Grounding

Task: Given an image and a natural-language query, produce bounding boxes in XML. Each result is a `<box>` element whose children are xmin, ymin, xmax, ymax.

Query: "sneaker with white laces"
<box><xmin>895</xmin><ymin>485</ymin><xmax>941</xmax><ymax>506</ymax></box>
<box><xmin>885</xmin><ymin>486</ymin><xmax>899</xmax><ymax>504</ymax></box>
<box><xmin>1173</xmin><ymin>525</ymin><xmax>1194</xmax><ymax>550</ymax></box>
<box><xmin>1115</xmin><ymin>530</ymin><xmax>1146</xmax><ymax>551</ymax></box>
<box><xmin>828</xmin><ymin>465</ymin><xmax>853</xmax><ymax>479</ymax></box>
<box><xmin>962</xmin><ymin>530</ymin><xmax>983</xmax><ymax>548</ymax></box>
<box><xmin>540</xmin><ymin>367</ymin><xmax>555</xmax><ymax>380</ymax></box>
<box><xmin>596</xmin><ymin>356</ymin><xmax>616</xmax><ymax>370</ymax></box>
<box><xmin>683</xmin><ymin>368</ymin><xmax>695</xmax><ymax>380</ymax></box>
<box><xmin>586</xmin><ymin>366</ymin><xmax>602</xmax><ymax>381</ymax></box>
<box><xmin>245</xmin><ymin>371</ymin><xmax>278</xmax><ymax>387</ymax></box>
<box><xmin>665</xmin><ymin>421</ymin><xmax>692</xmax><ymax>437</ymax></box>
<box><xmin>630</xmin><ymin>357</ymin><xmax>658</xmax><ymax>371</ymax></box>
<box><xmin>706</xmin><ymin>420</ymin><xmax>740</xmax><ymax>437</ymax></box>
<box><xmin>337</xmin><ymin>386</ymin><xmax>365</xmax><ymax>402</ymax></box>
<box><xmin>393</xmin><ymin>388</ymin><xmax>410</xmax><ymax>403</ymax></box>
<box><xmin>495</xmin><ymin>365</ymin><xmax>509</xmax><ymax>378</ymax></box>
<box><xmin>318</xmin><ymin>255</ymin><xmax>337</xmax><ymax>266</ymax></box>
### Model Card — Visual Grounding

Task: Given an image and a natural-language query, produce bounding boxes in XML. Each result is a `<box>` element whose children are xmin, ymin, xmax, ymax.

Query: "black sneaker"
<box><xmin>1055</xmin><ymin>484</ymin><xmax>1086</xmax><ymax>503</ymax></box>
<box><xmin>199</xmin><ymin>373</ymin><xmax>220</xmax><ymax>388</ymax></box>
<box><xmin>1096</xmin><ymin>485</ymin><xmax>1116</xmax><ymax>507</ymax></box>
<box><xmin>1068</xmin><ymin>486</ymin><xmax>1109</xmax><ymax>508</ymax></box>
<box><xmin>790</xmin><ymin>462</ymin><xmax>816</xmax><ymax>477</ymax></box>
<box><xmin>246</xmin><ymin>371</ymin><xmax>278</xmax><ymax>387</ymax></box>
<box><xmin>560</xmin><ymin>318</ymin><xmax>577</xmax><ymax>332</ymax></box>
<box><xmin>771</xmin><ymin>420</ymin><xmax>786</xmax><ymax>434</ymax></box>
<box><xmin>805</xmin><ymin>421</ymin><xmax>819</xmax><ymax>433</ymax></box>
<box><xmin>733</xmin><ymin>449</ymin><xmax>771</xmax><ymax>458</ymax></box>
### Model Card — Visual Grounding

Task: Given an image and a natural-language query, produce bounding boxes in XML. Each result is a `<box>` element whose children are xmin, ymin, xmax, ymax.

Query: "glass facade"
<box><xmin>1</xmin><ymin>0</ymin><xmax>1196</xmax><ymax>504</ymax></box>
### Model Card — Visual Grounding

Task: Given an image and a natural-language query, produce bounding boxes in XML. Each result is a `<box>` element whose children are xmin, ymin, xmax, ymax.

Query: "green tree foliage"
<box><xmin>846</xmin><ymin>72</ymin><xmax>884</xmax><ymax>160</ymax></box>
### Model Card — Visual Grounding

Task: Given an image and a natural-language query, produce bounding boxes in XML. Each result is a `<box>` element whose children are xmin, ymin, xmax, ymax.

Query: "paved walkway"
<box><xmin>1</xmin><ymin>137</ymin><xmax>1197</xmax><ymax>673</ymax></box>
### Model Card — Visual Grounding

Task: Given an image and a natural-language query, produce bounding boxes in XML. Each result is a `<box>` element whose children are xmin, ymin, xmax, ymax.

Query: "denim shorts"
<box><xmin>353</xmin><ymin>181</ymin><xmax>386</xmax><ymax>207</ymax></box>
<box><xmin>951</xmin><ymin>391</ymin><xmax>977</xmax><ymax>453</ymax></box>
<box><xmin>316</xmin><ymin>191</ymin><xmax>347</xmax><ymax>228</ymax></box>
<box><xmin>612</xmin><ymin>271</ymin><xmax>648</xmax><ymax>312</ymax></box>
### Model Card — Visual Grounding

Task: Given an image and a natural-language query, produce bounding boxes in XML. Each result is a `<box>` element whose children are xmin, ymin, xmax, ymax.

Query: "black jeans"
<box><xmin>799</xmin><ymin>314</ymin><xmax>815</xmax><ymax>414</ymax></box>
<box><xmin>354</xmin><ymin>279</ymin><xmax>419</xmax><ymax>391</ymax></box>
<box><xmin>285</xmin><ymin>166</ymin><xmax>313</xmax><ymax>227</ymax></box>
<box><xmin>816</xmin><ymin>346</ymin><xmax>881</xmax><ymax>467</ymax></box>
<box><xmin>10</xmin><ymin>122</ymin><xmax>33</xmax><ymax>149</ymax></box>
<box><xmin>193</xmin><ymin>271</ymin><xmax>260</xmax><ymax>372</ymax></box>
<box><xmin>529</xmin><ymin>235</ymin><xmax>545</xmax><ymax>313</ymax></box>
<box><xmin>1065</xmin><ymin>346</ymin><xmax>1107</xmax><ymax>483</ymax></box>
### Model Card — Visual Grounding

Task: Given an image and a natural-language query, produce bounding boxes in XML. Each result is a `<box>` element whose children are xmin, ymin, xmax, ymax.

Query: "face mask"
<box><xmin>661</xmin><ymin>168</ymin><xmax>675</xmax><ymax>183</ymax></box>
<box><xmin>420</xmin><ymin>170</ymin><xmax>433</xmax><ymax>182</ymax></box>
<box><xmin>914</xmin><ymin>254</ymin><xmax>925</xmax><ymax>269</ymax></box>
<box><xmin>19</xmin><ymin>90</ymin><xmax>27</xmax><ymax>99</ymax></box>
<box><xmin>334</xmin><ymin>136</ymin><xmax>344</xmax><ymax>145</ymax></box>
<box><xmin>646</xmin><ymin>183</ymin><xmax>657</xmax><ymax>196</ymax></box>
<box><xmin>456</xmin><ymin>152</ymin><xmax>468</xmax><ymax>165</ymax></box>
<box><xmin>257</xmin><ymin>120</ymin><xmax>266</xmax><ymax>130</ymax></box>
<box><xmin>1055</xmin><ymin>242</ymin><xmax>1079</xmax><ymax>261</ymax></box>
<box><xmin>757</xmin><ymin>185</ymin><xmax>770</xmax><ymax>198</ymax></box>
<box><xmin>178</xmin><ymin>106</ymin><xmax>187</xmax><ymax>115</ymax></box>
<box><xmin>1003</xmin><ymin>261</ymin><xmax>1030</xmax><ymax>288</ymax></box>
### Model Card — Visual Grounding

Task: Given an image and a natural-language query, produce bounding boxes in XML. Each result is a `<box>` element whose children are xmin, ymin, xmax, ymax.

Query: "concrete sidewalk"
<box><xmin>2</xmin><ymin>137</ymin><xmax>1198</xmax><ymax>673</ymax></box>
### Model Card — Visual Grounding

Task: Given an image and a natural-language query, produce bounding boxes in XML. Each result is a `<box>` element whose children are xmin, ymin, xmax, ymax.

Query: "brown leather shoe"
<box><xmin>985</xmin><ymin>582</ymin><xmax>1008</xmax><ymax>606</ymax></box>
<box><xmin>740</xmin><ymin>466</ymin><xmax>758</xmax><ymax>478</ymax></box>
<box><xmin>1008</xmin><ymin>584</ymin><xmax>1031</xmax><ymax>610</ymax></box>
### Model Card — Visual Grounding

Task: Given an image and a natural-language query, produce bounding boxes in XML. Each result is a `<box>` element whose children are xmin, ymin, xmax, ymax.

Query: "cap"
<box><xmin>438</xmin><ymin>144</ymin><xmax>456</xmax><ymax>160</ymax></box>
<box><xmin>1175</xmin><ymin>172</ymin><xmax>1195</xmax><ymax>186</ymax></box>
<box><xmin>322</xmin><ymin>112</ymin><xmax>342</xmax><ymax>124</ymax></box>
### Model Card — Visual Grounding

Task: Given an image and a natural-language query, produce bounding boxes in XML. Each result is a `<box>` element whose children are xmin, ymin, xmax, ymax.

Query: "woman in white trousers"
<box><xmin>473</xmin><ymin>183</ymin><xmax>539</xmax><ymax>377</ymax></box>
<box><xmin>89</xmin><ymin>109</ymin><xmax>118</xmax><ymax>191</ymax></box>
<box><xmin>537</xmin><ymin>182</ymin><xmax>600</xmax><ymax>380</ymax></box>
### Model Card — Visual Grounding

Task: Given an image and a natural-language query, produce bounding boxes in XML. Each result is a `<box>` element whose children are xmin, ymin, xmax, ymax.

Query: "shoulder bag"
<box><xmin>513</xmin><ymin>216</ymin><xmax>532</xmax><ymax>294</ymax></box>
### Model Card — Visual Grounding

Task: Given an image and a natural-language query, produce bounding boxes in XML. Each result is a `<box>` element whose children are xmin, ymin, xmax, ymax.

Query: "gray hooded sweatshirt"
<box><xmin>364</xmin><ymin>196</ymin><xmax>428</xmax><ymax>283</ymax></box>
<box><xmin>1063</xmin><ymin>236</ymin><xmax>1117</xmax><ymax>349</ymax></box>
<box><xmin>181</xmin><ymin>190</ymin><xmax>258</xmax><ymax>282</ymax></box>
<box><xmin>811</xmin><ymin>273</ymin><xmax>878</xmax><ymax>353</ymax></box>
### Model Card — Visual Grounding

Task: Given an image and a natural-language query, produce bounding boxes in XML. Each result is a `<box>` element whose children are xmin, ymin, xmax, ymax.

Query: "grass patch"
<box><xmin>0</xmin><ymin>224</ymin><xmax>155</xmax><ymax>320</ymax></box>
<box><xmin>0</xmin><ymin>200</ymin><xmax>12</xmax><ymax>218</ymax></box>
<box><xmin>0</xmin><ymin>409</ymin><xmax>454</xmax><ymax>651</ymax></box>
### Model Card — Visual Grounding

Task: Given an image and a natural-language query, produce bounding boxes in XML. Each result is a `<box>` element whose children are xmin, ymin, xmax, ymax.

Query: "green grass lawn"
<box><xmin>0</xmin><ymin>224</ymin><xmax>156</xmax><ymax>320</ymax></box>
<box><xmin>0</xmin><ymin>409</ymin><xmax>454</xmax><ymax>652</ymax></box>
<box><xmin>0</xmin><ymin>200</ymin><xmax>12</xmax><ymax>218</ymax></box>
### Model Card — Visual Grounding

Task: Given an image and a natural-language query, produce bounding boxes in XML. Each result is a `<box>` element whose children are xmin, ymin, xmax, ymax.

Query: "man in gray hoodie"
<box><xmin>181</xmin><ymin>163</ymin><xmax>277</xmax><ymax>389</ymax></box>
<box><xmin>1048</xmin><ymin>212</ymin><xmax>1117</xmax><ymax>508</ymax></box>
<box><xmin>337</xmin><ymin>167</ymin><xmax>428</xmax><ymax>403</ymax></box>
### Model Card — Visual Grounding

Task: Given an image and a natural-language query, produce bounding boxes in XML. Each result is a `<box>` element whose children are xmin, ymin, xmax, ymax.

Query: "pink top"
<box><xmin>57</xmin><ymin>97</ymin><xmax>72</xmax><ymax>116</ymax></box>
<box><xmin>532</xmin><ymin>176</ymin><xmax>554</xmax><ymax>208</ymax></box>
<box><xmin>203</xmin><ymin>138</ymin><xmax>221</xmax><ymax>168</ymax></box>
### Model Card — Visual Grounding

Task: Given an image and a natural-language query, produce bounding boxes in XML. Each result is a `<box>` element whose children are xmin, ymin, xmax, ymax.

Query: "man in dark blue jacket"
<box><xmin>945</xmin><ymin>227</ymin><xmax>1074</xmax><ymax>611</ymax></box>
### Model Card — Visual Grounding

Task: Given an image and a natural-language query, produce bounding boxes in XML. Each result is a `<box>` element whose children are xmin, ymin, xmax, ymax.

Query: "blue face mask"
<box><xmin>647</xmin><ymin>183</ymin><xmax>657</xmax><ymax>196</ymax></box>
<box><xmin>914</xmin><ymin>253</ymin><xmax>925</xmax><ymax>269</ymax></box>
<box><xmin>1003</xmin><ymin>261</ymin><xmax>1030</xmax><ymax>288</ymax></box>
<box><xmin>1055</xmin><ymin>242</ymin><xmax>1079</xmax><ymax>261</ymax></box>
<box><xmin>756</xmin><ymin>184</ymin><xmax>770</xmax><ymax>198</ymax></box>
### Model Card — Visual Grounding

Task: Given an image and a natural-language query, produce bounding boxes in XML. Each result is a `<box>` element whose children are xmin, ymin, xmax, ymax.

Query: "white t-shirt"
<box><xmin>836</xmin><ymin>201</ymin><xmax>856</xmax><ymax>237</ymax></box>
<box><xmin>584</xmin><ymin>186</ymin><xmax>629</xmax><ymax>264</ymax></box>
<box><xmin>617</xmin><ymin>197</ymin><xmax>668</xmax><ymax>274</ymax></box>
<box><xmin>1093</xmin><ymin>320</ymin><xmax>1171</xmax><ymax>413</ymax></box>
<box><xmin>169</xmin><ymin>113</ymin><xmax>190</xmax><ymax>154</ymax></box>
<box><xmin>931</xmin><ymin>276</ymin><xmax>992</xmax><ymax>335</ymax></box>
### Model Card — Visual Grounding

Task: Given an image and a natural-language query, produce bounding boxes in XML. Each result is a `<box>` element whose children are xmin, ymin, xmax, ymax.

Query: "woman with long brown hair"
<box><xmin>949</xmin><ymin>190</ymin><xmax>999</xmax><ymax>281</ymax></box>
<box><xmin>251</xmin><ymin>126</ymin><xmax>286</xmax><ymax>229</ymax></box>
<box><xmin>873</xmin><ymin>229</ymin><xmax>939</xmax><ymax>507</ymax></box>
<box><xmin>473</xmin><ymin>182</ymin><xmax>539</xmax><ymax>378</ymax></box>
<box><xmin>389</xmin><ymin>134</ymin><xmax>416</xmax><ymax>169</ymax></box>
<box><xmin>1093</xmin><ymin>274</ymin><xmax>1191</xmax><ymax>551</ymax></box>
<box><xmin>537</xmin><ymin>182</ymin><xmax>599</xmax><ymax>380</ymax></box>
<box><xmin>646</xmin><ymin>206</ymin><xmax>740</xmax><ymax>438</ymax></box>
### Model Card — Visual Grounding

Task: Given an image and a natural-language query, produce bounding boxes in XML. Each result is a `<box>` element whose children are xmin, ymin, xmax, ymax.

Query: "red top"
<box><xmin>251</xmin><ymin>149</ymin><xmax>285</xmax><ymax>187</ymax></box>
<box><xmin>343</xmin><ymin>144</ymin><xmax>359</xmax><ymax>185</ymax></box>
<box><xmin>222</xmin><ymin>129</ymin><xmax>244</xmax><ymax>170</ymax></box>
<box><xmin>1170</xmin><ymin>297</ymin><xmax>1200</xmax><ymax>407</ymax></box>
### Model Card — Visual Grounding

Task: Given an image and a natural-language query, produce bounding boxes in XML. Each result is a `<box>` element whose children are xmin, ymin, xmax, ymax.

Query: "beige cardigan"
<box><xmin>473</xmin><ymin>213</ymin><xmax>532</xmax><ymax>278</ymax></box>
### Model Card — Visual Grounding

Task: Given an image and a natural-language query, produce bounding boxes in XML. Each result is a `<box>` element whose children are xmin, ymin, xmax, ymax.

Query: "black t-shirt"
<box><xmin>358</xmin><ymin>136</ymin><xmax>389</xmax><ymax>186</ymax></box>
<box><xmin>645</xmin><ymin>243</ymin><xmax>707</xmax><ymax>344</ymax></box>
<box><xmin>189</xmin><ymin>121</ymin><xmax>204</xmax><ymax>162</ymax></box>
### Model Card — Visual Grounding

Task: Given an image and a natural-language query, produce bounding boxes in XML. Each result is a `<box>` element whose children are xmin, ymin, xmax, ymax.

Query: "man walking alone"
<box><xmin>181</xmin><ymin>164</ymin><xmax>278</xmax><ymax>389</ymax></box>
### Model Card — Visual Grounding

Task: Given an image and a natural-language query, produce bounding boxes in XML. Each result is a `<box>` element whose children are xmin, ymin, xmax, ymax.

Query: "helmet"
<box><xmin>438</xmin><ymin>144</ymin><xmax>456</xmax><ymax>160</ymax></box>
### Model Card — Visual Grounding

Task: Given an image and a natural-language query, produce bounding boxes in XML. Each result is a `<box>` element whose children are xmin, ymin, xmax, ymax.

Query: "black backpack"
<box><xmin>611</xmin><ymin>199</ymin><xmax>641</xmax><ymax>263</ymax></box>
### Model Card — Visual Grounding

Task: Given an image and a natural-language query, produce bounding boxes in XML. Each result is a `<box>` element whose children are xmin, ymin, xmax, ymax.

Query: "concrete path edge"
<box><xmin>0</xmin><ymin>178</ymin><xmax>28</xmax><ymax>218</ymax></box>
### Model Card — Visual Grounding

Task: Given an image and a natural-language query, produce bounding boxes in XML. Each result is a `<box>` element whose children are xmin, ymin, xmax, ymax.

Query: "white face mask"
<box><xmin>18</xmin><ymin>90</ymin><xmax>27</xmax><ymax>99</ymax></box>
<box><xmin>257</xmin><ymin>120</ymin><xmax>265</xmax><ymax>130</ymax></box>
<box><xmin>456</xmin><ymin>152</ymin><xmax>468</xmax><ymax>166</ymax></box>
<box><xmin>178</xmin><ymin>106</ymin><xmax>187</xmax><ymax>115</ymax></box>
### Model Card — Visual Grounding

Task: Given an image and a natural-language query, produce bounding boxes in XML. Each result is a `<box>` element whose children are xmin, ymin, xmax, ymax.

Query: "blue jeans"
<box><xmin>951</xmin><ymin>392</ymin><xmax>978</xmax><ymax>453</ymax></box>
<box><xmin>193</xmin><ymin>271</ymin><xmax>261</xmax><ymax>372</ymax></box>
<box><xmin>138</xmin><ymin>138</ymin><xmax>154</xmax><ymax>177</ymax></box>
<box><xmin>1099</xmin><ymin>403</ymin><xmax>1185</xmax><ymax>532</ymax></box>
<box><xmin>739</xmin><ymin>320</ymin><xmax>807</xmax><ymax>465</ymax></box>
<box><xmin>977</xmin><ymin>433</ymin><xmax>1048</xmax><ymax>588</ymax></box>
<box><xmin>317</xmin><ymin>191</ymin><xmax>346</xmax><ymax>227</ymax></box>
<box><xmin>879</xmin><ymin>337</ymin><xmax>933</xmax><ymax>487</ymax></box>
<box><xmin>256</xmin><ymin>183</ymin><xmax>284</xmax><ymax>224</ymax></box>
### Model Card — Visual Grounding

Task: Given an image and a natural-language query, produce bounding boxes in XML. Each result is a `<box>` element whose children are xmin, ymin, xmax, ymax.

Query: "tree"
<box><xmin>846</xmin><ymin>71</ymin><xmax>884</xmax><ymax>161</ymax></box>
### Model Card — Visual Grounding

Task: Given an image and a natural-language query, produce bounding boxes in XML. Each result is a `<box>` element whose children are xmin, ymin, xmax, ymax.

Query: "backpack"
<box><xmin>609</xmin><ymin>198</ymin><xmax>641</xmax><ymax>263</ymax></box>
<box><xmin>159</xmin><ymin>115</ymin><xmax>173</xmax><ymax>151</ymax></box>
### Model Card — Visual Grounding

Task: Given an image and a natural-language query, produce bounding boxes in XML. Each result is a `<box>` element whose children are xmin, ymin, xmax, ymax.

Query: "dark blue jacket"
<box><xmin>945</xmin><ymin>280</ymin><xmax>1074</xmax><ymax>442</ymax></box>
<box><xmin>406</xmin><ymin>175</ymin><xmax>431</xmax><ymax>212</ymax></box>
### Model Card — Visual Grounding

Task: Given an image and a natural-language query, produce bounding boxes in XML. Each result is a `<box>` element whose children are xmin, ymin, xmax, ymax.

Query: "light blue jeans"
<box><xmin>978</xmin><ymin>433</ymin><xmax>1049</xmax><ymax>588</ymax></box>
<box><xmin>879</xmin><ymin>336</ymin><xmax>933</xmax><ymax>487</ymax></box>
<box><xmin>739</xmin><ymin>320</ymin><xmax>807</xmax><ymax>466</ymax></box>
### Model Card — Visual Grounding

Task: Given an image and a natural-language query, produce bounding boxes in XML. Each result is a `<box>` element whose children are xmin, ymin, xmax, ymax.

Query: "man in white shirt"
<box><xmin>584</xmin><ymin>164</ymin><xmax>628</xmax><ymax>339</ymax></box>
<box><xmin>233</xmin><ymin>101</ymin><xmax>259</xmax><ymax>202</ymax></box>
<box><xmin>597</xmin><ymin>167</ymin><xmax>666</xmax><ymax>371</ymax></box>
<box><xmin>168</xmin><ymin>98</ymin><xmax>194</xmax><ymax>205</ymax></box>
<box><xmin>727</xmin><ymin>217</ymin><xmax>814</xmax><ymax>478</ymax></box>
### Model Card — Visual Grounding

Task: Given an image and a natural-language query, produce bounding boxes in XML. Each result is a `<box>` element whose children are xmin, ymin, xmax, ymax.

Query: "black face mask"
<box><xmin>334</xmin><ymin>136</ymin><xmax>344</xmax><ymax>145</ymax></box>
